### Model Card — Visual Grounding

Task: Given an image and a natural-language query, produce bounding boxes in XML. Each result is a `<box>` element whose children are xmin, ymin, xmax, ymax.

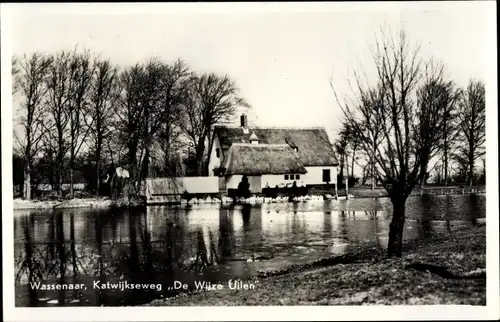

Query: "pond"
<box><xmin>14</xmin><ymin>194</ymin><xmax>485</xmax><ymax>307</ymax></box>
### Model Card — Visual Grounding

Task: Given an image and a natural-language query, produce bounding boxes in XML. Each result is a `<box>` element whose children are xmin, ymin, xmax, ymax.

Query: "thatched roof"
<box><xmin>212</xmin><ymin>126</ymin><xmax>339</xmax><ymax>166</ymax></box>
<box><xmin>222</xmin><ymin>144</ymin><xmax>307</xmax><ymax>176</ymax></box>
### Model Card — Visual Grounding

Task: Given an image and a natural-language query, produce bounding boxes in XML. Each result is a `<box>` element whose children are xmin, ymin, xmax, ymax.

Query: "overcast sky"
<box><xmin>3</xmin><ymin>2</ymin><xmax>495</xmax><ymax>139</ymax></box>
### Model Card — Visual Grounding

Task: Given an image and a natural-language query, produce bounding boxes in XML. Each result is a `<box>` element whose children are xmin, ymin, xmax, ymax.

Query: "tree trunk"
<box><xmin>468</xmin><ymin>161</ymin><xmax>474</xmax><ymax>187</ymax></box>
<box><xmin>420</xmin><ymin>173</ymin><xmax>426</xmax><ymax>195</ymax></box>
<box><xmin>371</xmin><ymin>142</ymin><xmax>376</xmax><ymax>191</ymax></box>
<box><xmin>142</xmin><ymin>147</ymin><xmax>150</xmax><ymax>180</ymax></box>
<box><xmin>57</xmin><ymin>166</ymin><xmax>63</xmax><ymax>198</ymax></box>
<box><xmin>57</xmin><ymin>127</ymin><xmax>64</xmax><ymax>198</ymax></box>
<box><xmin>96</xmin><ymin>158</ymin><xmax>100</xmax><ymax>197</ymax></box>
<box><xmin>127</xmin><ymin>142</ymin><xmax>138</xmax><ymax>171</ymax></box>
<box><xmin>345</xmin><ymin>154</ymin><xmax>349</xmax><ymax>181</ymax></box>
<box><xmin>69</xmin><ymin>167</ymin><xmax>74</xmax><ymax>199</ymax></box>
<box><xmin>350</xmin><ymin>147</ymin><xmax>356</xmax><ymax>178</ymax></box>
<box><xmin>443</xmin><ymin>117</ymin><xmax>449</xmax><ymax>186</ymax></box>
<box><xmin>339</xmin><ymin>161</ymin><xmax>344</xmax><ymax>188</ymax></box>
<box><xmin>23</xmin><ymin>163</ymin><xmax>31</xmax><ymax>201</ymax></box>
<box><xmin>444</xmin><ymin>146</ymin><xmax>449</xmax><ymax>186</ymax></box>
<box><xmin>70</xmin><ymin>137</ymin><xmax>75</xmax><ymax>199</ymax></box>
<box><xmin>195</xmin><ymin>141</ymin><xmax>205</xmax><ymax>176</ymax></box>
<box><xmin>482</xmin><ymin>159</ymin><xmax>486</xmax><ymax>184</ymax></box>
<box><xmin>387</xmin><ymin>197</ymin><xmax>407</xmax><ymax>257</ymax></box>
<box><xmin>468</xmin><ymin>137</ymin><xmax>475</xmax><ymax>187</ymax></box>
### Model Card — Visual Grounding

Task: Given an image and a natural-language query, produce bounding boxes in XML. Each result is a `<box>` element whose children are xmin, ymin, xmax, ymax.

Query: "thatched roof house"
<box><xmin>211</xmin><ymin>125</ymin><xmax>338</xmax><ymax>167</ymax></box>
<box><xmin>208</xmin><ymin>114</ymin><xmax>339</xmax><ymax>189</ymax></box>
<box><xmin>222</xmin><ymin>144</ymin><xmax>307</xmax><ymax>176</ymax></box>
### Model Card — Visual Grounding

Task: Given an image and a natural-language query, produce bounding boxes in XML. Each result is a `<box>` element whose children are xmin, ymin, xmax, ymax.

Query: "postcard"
<box><xmin>2</xmin><ymin>2</ymin><xmax>498</xmax><ymax>321</ymax></box>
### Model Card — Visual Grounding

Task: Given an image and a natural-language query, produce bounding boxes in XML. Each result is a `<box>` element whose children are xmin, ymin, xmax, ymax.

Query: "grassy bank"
<box><xmin>146</xmin><ymin>224</ymin><xmax>486</xmax><ymax>306</ymax></box>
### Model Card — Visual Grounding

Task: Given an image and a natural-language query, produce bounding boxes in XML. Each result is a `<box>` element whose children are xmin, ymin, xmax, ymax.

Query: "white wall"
<box><xmin>182</xmin><ymin>177</ymin><xmax>220</xmax><ymax>193</ymax></box>
<box><xmin>143</xmin><ymin>176</ymin><xmax>220</xmax><ymax>196</ymax></box>
<box><xmin>207</xmin><ymin>136</ymin><xmax>222</xmax><ymax>177</ymax></box>
<box><xmin>225</xmin><ymin>167</ymin><xmax>337</xmax><ymax>194</ymax></box>
<box><xmin>226</xmin><ymin>174</ymin><xmax>242</xmax><ymax>189</ymax></box>
<box><xmin>302</xmin><ymin>166</ymin><xmax>337</xmax><ymax>185</ymax></box>
<box><xmin>262</xmin><ymin>174</ymin><xmax>306</xmax><ymax>188</ymax></box>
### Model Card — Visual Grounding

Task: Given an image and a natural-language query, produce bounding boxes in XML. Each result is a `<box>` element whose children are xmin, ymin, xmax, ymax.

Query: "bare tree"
<box><xmin>333</xmin><ymin>132</ymin><xmax>348</xmax><ymax>186</ymax></box>
<box><xmin>334</xmin><ymin>124</ymin><xmax>360</xmax><ymax>185</ymax></box>
<box><xmin>417</xmin><ymin>60</ymin><xmax>457</xmax><ymax>189</ymax></box>
<box><xmin>415</xmin><ymin>60</ymin><xmax>459</xmax><ymax>190</ymax></box>
<box><xmin>87</xmin><ymin>57</ymin><xmax>118</xmax><ymax>196</ymax></box>
<box><xmin>144</xmin><ymin>59</ymin><xmax>190</xmax><ymax>179</ymax></box>
<box><xmin>12</xmin><ymin>56</ymin><xmax>21</xmax><ymax>94</ymax></box>
<box><xmin>13</xmin><ymin>53</ymin><xmax>53</xmax><ymax>200</ymax></box>
<box><xmin>456</xmin><ymin>80</ymin><xmax>485</xmax><ymax>186</ymax></box>
<box><xmin>116</xmin><ymin>63</ymin><xmax>146</xmax><ymax>178</ymax></box>
<box><xmin>67</xmin><ymin>51</ymin><xmax>94</xmax><ymax>198</ymax></box>
<box><xmin>181</xmin><ymin>72</ymin><xmax>250</xmax><ymax>176</ymax></box>
<box><xmin>334</xmin><ymin>28</ymin><xmax>450</xmax><ymax>257</ymax></box>
<box><xmin>440</xmin><ymin>88</ymin><xmax>461</xmax><ymax>186</ymax></box>
<box><xmin>45</xmin><ymin>51</ymin><xmax>75</xmax><ymax>197</ymax></box>
<box><xmin>348</xmin><ymin>139</ymin><xmax>359</xmax><ymax>179</ymax></box>
<box><xmin>115</xmin><ymin>58</ymin><xmax>190</xmax><ymax>197</ymax></box>
<box><xmin>332</xmin><ymin>82</ymin><xmax>385</xmax><ymax>191</ymax></box>
<box><xmin>343</xmin><ymin>123</ymin><xmax>363</xmax><ymax>180</ymax></box>
<box><xmin>136</xmin><ymin>58</ymin><xmax>190</xmax><ymax>183</ymax></box>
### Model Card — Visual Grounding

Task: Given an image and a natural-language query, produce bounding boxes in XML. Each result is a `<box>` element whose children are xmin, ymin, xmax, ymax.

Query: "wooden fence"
<box><xmin>140</xmin><ymin>177</ymin><xmax>220</xmax><ymax>204</ymax></box>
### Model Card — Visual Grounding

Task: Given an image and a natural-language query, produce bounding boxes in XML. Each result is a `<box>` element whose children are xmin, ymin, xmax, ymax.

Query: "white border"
<box><xmin>2</xmin><ymin>2</ymin><xmax>498</xmax><ymax>321</ymax></box>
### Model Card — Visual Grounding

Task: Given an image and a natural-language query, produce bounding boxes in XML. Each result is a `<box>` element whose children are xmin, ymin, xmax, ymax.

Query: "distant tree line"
<box><xmin>12</xmin><ymin>49</ymin><xmax>249</xmax><ymax>200</ymax></box>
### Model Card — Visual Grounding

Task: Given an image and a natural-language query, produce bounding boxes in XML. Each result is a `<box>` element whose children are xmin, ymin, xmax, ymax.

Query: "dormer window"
<box><xmin>249</xmin><ymin>131</ymin><xmax>260</xmax><ymax>144</ymax></box>
<box><xmin>216</xmin><ymin>148</ymin><xmax>220</xmax><ymax>158</ymax></box>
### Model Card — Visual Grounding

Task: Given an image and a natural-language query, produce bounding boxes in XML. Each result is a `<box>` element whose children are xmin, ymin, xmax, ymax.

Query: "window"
<box><xmin>295</xmin><ymin>174</ymin><xmax>300</xmax><ymax>180</ymax></box>
<box><xmin>322</xmin><ymin>169</ymin><xmax>331</xmax><ymax>183</ymax></box>
<box><xmin>284</xmin><ymin>174</ymin><xmax>289</xmax><ymax>180</ymax></box>
<box><xmin>216</xmin><ymin>148</ymin><xmax>220</xmax><ymax>158</ymax></box>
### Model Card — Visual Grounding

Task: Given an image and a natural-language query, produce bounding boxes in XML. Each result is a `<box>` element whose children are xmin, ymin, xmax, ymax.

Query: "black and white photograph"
<box><xmin>1</xmin><ymin>2</ymin><xmax>498</xmax><ymax>321</ymax></box>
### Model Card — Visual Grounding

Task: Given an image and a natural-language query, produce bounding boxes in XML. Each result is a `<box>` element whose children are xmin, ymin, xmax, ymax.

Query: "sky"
<box><xmin>3</xmin><ymin>2</ymin><xmax>495</xmax><ymax>140</ymax></box>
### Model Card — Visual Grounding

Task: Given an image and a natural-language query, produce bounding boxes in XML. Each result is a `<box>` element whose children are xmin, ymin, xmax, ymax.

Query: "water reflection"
<box><xmin>14</xmin><ymin>194</ymin><xmax>485</xmax><ymax>307</ymax></box>
<box><xmin>219</xmin><ymin>207</ymin><xmax>234</xmax><ymax>263</ymax></box>
<box><xmin>20</xmin><ymin>215</ymin><xmax>37</xmax><ymax>306</ymax></box>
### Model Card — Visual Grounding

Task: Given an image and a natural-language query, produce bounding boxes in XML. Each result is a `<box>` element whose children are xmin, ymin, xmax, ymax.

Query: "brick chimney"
<box><xmin>240</xmin><ymin>114</ymin><xmax>248</xmax><ymax>128</ymax></box>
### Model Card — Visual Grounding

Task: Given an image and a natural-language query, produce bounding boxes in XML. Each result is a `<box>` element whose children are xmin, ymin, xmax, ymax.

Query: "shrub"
<box><xmin>347</xmin><ymin>176</ymin><xmax>359</xmax><ymax>188</ymax></box>
<box><xmin>236</xmin><ymin>175</ymin><xmax>251</xmax><ymax>199</ymax></box>
<box><xmin>182</xmin><ymin>190</ymin><xmax>193</xmax><ymax>201</ymax></box>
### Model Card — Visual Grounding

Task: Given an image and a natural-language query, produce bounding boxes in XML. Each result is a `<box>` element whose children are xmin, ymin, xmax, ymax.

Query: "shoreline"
<box><xmin>145</xmin><ymin>223</ymin><xmax>486</xmax><ymax>306</ymax></box>
<box><xmin>12</xmin><ymin>186</ymin><xmax>486</xmax><ymax>211</ymax></box>
<box><xmin>13</xmin><ymin>197</ymin><xmax>144</xmax><ymax>211</ymax></box>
